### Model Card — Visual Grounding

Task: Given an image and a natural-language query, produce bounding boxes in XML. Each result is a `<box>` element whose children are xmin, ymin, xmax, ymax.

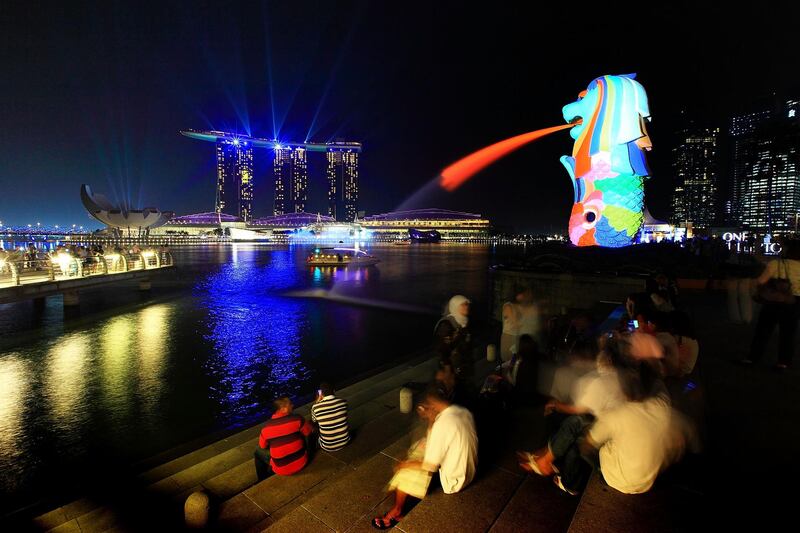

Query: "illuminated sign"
<box><xmin>721</xmin><ymin>231</ymin><xmax>782</xmax><ymax>255</ymax></box>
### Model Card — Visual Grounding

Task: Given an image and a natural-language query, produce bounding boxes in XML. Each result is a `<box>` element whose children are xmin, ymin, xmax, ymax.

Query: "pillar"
<box><xmin>63</xmin><ymin>290</ymin><xmax>80</xmax><ymax>307</ymax></box>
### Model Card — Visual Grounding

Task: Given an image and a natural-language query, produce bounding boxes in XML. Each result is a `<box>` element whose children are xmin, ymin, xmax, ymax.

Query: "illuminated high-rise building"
<box><xmin>729</xmin><ymin>98</ymin><xmax>800</xmax><ymax>234</ymax></box>
<box><xmin>327</xmin><ymin>144</ymin><xmax>360</xmax><ymax>221</ymax></box>
<box><xmin>181</xmin><ymin>130</ymin><xmax>361</xmax><ymax>220</ymax></box>
<box><xmin>273</xmin><ymin>147</ymin><xmax>308</xmax><ymax>215</ymax></box>
<box><xmin>215</xmin><ymin>138</ymin><xmax>254</xmax><ymax>221</ymax></box>
<box><xmin>670</xmin><ymin>120</ymin><xmax>720</xmax><ymax>229</ymax></box>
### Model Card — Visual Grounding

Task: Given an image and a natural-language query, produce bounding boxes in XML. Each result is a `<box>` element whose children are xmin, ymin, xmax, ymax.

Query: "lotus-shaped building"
<box><xmin>81</xmin><ymin>184</ymin><xmax>174</xmax><ymax>235</ymax></box>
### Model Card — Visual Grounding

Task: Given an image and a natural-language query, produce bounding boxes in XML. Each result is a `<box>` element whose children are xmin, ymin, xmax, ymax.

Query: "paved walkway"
<box><xmin>36</xmin><ymin>288</ymin><xmax>793</xmax><ymax>531</ymax></box>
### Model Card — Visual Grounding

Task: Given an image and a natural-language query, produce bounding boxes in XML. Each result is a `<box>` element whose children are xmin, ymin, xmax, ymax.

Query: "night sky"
<box><xmin>1</xmin><ymin>1</ymin><xmax>798</xmax><ymax>232</ymax></box>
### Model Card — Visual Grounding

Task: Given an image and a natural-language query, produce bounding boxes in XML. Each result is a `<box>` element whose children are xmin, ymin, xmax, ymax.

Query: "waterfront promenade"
<box><xmin>19</xmin><ymin>285</ymin><xmax>800</xmax><ymax>531</ymax></box>
<box><xmin>0</xmin><ymin>251</ymin><xmax>173</xmax><ymax>305</ymax></box>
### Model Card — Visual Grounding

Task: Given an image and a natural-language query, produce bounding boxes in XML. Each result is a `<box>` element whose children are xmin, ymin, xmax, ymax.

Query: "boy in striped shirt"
<box><xmin>311</xmin><ymin>382</ymin><xmax>351</xmax><ymax>451</ymax></box>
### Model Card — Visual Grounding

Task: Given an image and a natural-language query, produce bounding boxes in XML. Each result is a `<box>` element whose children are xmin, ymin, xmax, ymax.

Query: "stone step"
<box><xmin>566</xmin><ymin>470</ymin><xmax>702</xmax><ymax>533</ymax></box>
<box><xmin>31</xmin><ymin>355</ymin><xmax>440</xmax><ymax>531</ymax></box>
<box><xmin>391</xmin><ymin>466</ymin><xmax>523</xmax><ymax>533</ymax></box>
<box><xmin>489</xmin><ymin>476</ymin><xmax>580</xmax><ymax>533</ymax></box>
<box><xmin>215</xmin><ymin>407</ymin><xmax>419</xmax><ymax>531</ymax></box>
<box><xmin>196</xmin><ymin>399</ymin><xmax>401</xmax><ymax>503</ymax></box>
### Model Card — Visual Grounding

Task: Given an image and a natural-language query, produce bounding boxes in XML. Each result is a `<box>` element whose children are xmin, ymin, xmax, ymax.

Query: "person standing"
<box><xmin>311</xmin><ymin>382</ymin><xmax>350</xmax><ymax>452</ymax></box>
<box><xmin>434</xmin><ymin>295</ymin><xmax>475</xmax><ymax>380</ymax></box>
<box><xmin>743</xmin><ymin>239</ymin><xmax>800</xmax><ymax>370</ymax></box>
<box><xmin>253</xmin><ymin>397</ymin><xmax>314</xmax><ymax>480</ymax></box>
<box><xmin>515</xmin><ymin>289</ymin><xmax>542</xmax><ymax>350</ymax></box>
<box><xmin>500</xmin><ymin>299</ymin><xmax>520</xmax><ymax>363</ymax></box>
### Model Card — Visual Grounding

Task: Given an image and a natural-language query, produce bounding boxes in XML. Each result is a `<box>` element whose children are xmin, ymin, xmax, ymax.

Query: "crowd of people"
<box><xmin>251</xmin><ymin>239</ymin><xmax>800</xmax><ymax>527</ymax></box>
<box><xmin>0</xmin><ymin>243</ymin><xmax>172</xmax><ymax>277</ymax></box>
<box><xmin>250</xmin><ymin>286</ymin><xmax>698</xmax><ymax>529</ymax></box>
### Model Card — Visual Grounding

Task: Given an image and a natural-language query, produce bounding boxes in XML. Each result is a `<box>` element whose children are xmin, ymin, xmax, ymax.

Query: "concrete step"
<box><xmin>392</xmin><ymin>466</ymin><xmax>523</xmax><ymax>533</ymax></box>
<box><xmin>31</xmin><ymin>355</ymin><xmax>440</xmax><ymax>531</ymax></box>
<box><xmin>567</xmin><ymin>470</ymin><xmax>702</xmax><ymax>533</ymax></box>
<box><xmin>215</xmin><ymin>407</ymin><xmax>419</xmax><ymax>531</ymax></box>
<box><xmin>489</xmin><ymin>476</ymin><xmax>580</xmax><ymax>533</ymax></box>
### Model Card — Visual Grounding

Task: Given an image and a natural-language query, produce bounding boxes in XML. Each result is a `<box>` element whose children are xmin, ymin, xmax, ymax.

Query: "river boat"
<box><xmin>306</xmin><ymin>247</ymin><xmax>380</xmax><ymax>267</ymax></box>
<box><xmin>408</xmin><ymin>228</ymin><xmax>441</xmax><ymax>243</ymax></box>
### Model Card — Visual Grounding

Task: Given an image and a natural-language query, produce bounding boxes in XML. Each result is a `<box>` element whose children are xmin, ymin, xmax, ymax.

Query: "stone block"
<box><xmin>48</xmin><ymin>519</ymin><xmax>82</xmax><ymax>533</ymax></box>
<box><xmin>244</xmin><ymin>452</ymin><xmax>347</xmax><ymax>515</ymax></box>
<box><xmin>302</xmin><ymin>453</ymin><xmax>398</xmax><ymax>532</ymax></box>
<box><xmin>184</xmin><ymin>491</ymin><xmax>210</xmax><ymax>528</ymax></box>
<box><xmin>75</xmin><ymin>506</ymin><xmax>117</xmax><ymax>533</ymax></box>
<box><xmin>216</xmin><ymin>493</ymin><xmax>269</xmax><ymax>532</ymax></box>
<box><xmin>397</xmin><ymin>467</ymin><xmax>521</xmax><ymax>533</ymax></box>
<box><xmin>489</xmin><ymin>476</ymin><xmax>578</xmax><ymax>533</ymax></box>
<box><xmin>203</xmin><ymin>460</ymin><xmax>259</xmax><ymax>500</ymax></box>
<box><xmin>33</xmin><ymin>506</ymin><xmax>67</xmax><ymax>530</ymax></box>
<box><xmin>263</xmin><ymin>506</ymin><xmax>333</xmax><ymax>533</ymax></box>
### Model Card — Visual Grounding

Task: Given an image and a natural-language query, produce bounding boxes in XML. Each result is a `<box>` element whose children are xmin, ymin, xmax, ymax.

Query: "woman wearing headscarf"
<box><xmin>434</xmin><ymin>295</ymin><xmax>474</xmax><ymax>380</ymax></box>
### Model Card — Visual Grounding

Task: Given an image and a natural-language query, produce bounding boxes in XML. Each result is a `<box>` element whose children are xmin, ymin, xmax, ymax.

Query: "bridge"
<box><xmin>0</xmin><ymin>250</ymin><xmax>174</xmax><ymax>306</ymax></box>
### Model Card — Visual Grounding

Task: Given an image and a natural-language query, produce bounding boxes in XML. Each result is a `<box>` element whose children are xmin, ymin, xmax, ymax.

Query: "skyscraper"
<box><xmin>729</xmin><ymin>99</ymin><xmax>800</xmax><ymax>234</ymax></box>
<box><xmin>181</xmin><ymin>130</ymin><xmax>362</xmax><ymax>220</ymax></box>
<box><xmin>670</xmin><ymin>122</ymin><xmax>720</xmax><ymax>229</ymax></box>
<box><xmin>273</xmin><ymin>147</ymin><xmax>308</xmax><ymax>215</ymax></box>
<box><xmin>215</xmin><ymin>139</ymin><xmax>254</xmax><ymax>221</ymax></box>
<box><xmin>327</xmin><ymin>144</ymin><xmax>359</xmax><ymax>221</ymax></box>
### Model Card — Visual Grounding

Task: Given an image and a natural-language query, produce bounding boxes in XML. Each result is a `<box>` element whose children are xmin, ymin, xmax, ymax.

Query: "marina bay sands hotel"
<box><xmin>181</xmin><ymin>130</ymin><xmax>362</xmax><ymax>222</ymax></box>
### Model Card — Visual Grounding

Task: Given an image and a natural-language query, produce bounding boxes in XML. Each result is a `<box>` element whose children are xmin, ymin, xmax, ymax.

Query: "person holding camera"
<box><xmin>310</xmin><ymin>382</ymin><xmax>350</xmax><ymax>452</ymax></box>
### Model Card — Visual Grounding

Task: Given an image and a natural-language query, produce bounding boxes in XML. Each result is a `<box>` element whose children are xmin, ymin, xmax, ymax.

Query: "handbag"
<box><xmin>754</xmin><ymin>260</ymin><xmax>795</xmax><ymax>305</ymax></box>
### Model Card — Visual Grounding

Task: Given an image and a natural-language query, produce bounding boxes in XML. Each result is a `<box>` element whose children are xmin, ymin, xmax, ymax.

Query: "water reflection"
<box><xmin>100</xmin><ymin>315</ymin><xmax>135</xmax><ymax>420</ymax></box>
<box><xmin>137</xmin><ymin>304</ymin><xmax>172</xmax><ymax>422</ymax></box>
<box><xmin>0</xmin><ymin>355</ymin><xmax>31</xmax><ymax>482</ymax></box>
<box><xmin>200</xmin><ymin>249</ymin><xmax>310</xmax><ymax>423</ymax></box>
<box><xmin>46</xmin><ymin>333</ymin><xmax>91</xmax><ymax>435</ymax></box>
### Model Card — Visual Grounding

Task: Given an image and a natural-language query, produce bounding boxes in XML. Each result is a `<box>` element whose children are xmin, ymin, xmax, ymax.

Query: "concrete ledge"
<box><xmin>567</xmin><ymin>473</ymin><xmax>696</xmax><ymax>533</ymax></box>
<box><xmin>395</xmin><ymin>467</ymin><xmax>521</xmax><ymax>533</ymax></box>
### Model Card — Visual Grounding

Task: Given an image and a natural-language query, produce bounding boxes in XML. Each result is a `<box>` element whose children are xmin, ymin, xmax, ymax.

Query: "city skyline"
<box><xmin>1</xmin><ymin>2</ymin><xmax>799</xmax><ymax>232</ymax></box>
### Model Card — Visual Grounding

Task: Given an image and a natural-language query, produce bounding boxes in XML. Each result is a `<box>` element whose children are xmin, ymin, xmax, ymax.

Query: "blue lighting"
<box><xmin>233</xmin><ymin>138</ymin><xmax>240</xmax><ymax>146</ymax></box>
<box><xmin>197</xmin><ymin>249</ymin><xmax>311</xmax><ymax>424</ymax></box>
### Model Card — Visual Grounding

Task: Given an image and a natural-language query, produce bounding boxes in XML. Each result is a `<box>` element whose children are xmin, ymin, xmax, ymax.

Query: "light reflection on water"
<box><xmin>0</xmin><ymin>243</ymin><xmax>498</xmax><ymax>514</ymax></box>
<box><xmin>0</xmin><ymin>355</ymin><xmax>30</xmax><ymax>492</ymax></box>
<box><xmin>199</xmin><ymin>248</ymin><xmax>310</xmax><ymax>422</ymax></box>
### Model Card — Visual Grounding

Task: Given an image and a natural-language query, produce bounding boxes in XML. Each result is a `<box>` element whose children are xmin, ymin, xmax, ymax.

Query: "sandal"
<box><xmin>372</xmin><ymin>516</ymin><xmax>399</xmax><ymax>530</ymax></box>
<box><xmin>517</xmin><ymin>454</ymin><xmax>547</xmax><ymax>476</ymax></box>
<box><xmin>553</xmin><ymin>475</ymin><xmax>579</xmax><ymax>496</ymax></box>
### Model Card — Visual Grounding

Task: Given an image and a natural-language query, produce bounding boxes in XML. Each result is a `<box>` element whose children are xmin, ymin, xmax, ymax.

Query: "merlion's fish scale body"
<box><xmin>560</xmin><ymin>74</ymin><xmax>652</xmax><ymax>248</ymax></box>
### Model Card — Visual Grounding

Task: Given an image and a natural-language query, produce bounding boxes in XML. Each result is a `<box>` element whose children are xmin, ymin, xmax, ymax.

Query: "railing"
<box><xmin>0</xmin><ymin>251</ymin><xmax>174</xmax><ymax>288</ymax></box>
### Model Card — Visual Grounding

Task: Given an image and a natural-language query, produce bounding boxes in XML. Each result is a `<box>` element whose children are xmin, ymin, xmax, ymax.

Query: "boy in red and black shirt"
<box><xmin>254</xmin><ymin>397</ymin><xmax>314</xmax><ymax>479</ymax></box>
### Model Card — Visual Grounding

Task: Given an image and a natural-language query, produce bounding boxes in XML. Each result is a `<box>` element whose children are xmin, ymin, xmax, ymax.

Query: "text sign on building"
<box><xmin>722</xmin><ymin>231</ymin><xmax>782</xmax><ymax>255</ymax></box>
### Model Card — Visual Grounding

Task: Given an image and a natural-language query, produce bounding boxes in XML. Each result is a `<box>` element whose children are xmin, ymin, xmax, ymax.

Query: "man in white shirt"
<box><xmin>583</xmin><ymin>392</ymin><xmax>675</xmax><ymax>494</ymax></box>
<box><xmin>371</xmin><ymin>383</ymin><xmax>478</xmax><ymax>530</ymax></box>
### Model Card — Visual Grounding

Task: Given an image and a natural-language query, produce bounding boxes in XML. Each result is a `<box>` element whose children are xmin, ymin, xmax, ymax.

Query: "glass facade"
<box><xmin>215</xmin><ymin>140</ymin><xmax>254</xmax><ymax>221</ymax></box>
<box><xmin>730</xmin><ymin>100</ymin><xmax>800</xmax><ymax>234</ymax></box>
<box><xmin>326</xmin><ymin>147</ymin><xmax>359</xmax><ymax>222</ymax></box>
<box><xmin>670</xmin><ymin>124</ymin><xmax>719</xmax><ymax>228</ymax></box>
<box><xmin>273</xmin><ymin>147</ymin><xmax>308</xmax><ymax>216</ymax></box>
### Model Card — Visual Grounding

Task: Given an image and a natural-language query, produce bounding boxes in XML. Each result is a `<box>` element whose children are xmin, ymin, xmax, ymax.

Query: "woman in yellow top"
<box><xmin>743</xmin><ymin>239</ymin><xmax>800</xmax><ymax>370</ymax></box>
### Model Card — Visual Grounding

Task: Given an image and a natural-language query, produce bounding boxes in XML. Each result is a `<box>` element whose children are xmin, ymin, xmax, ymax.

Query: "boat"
<box><xmin>306</xmin><ymin>247</ymin><xmax>380</xmax><ymax>267</ymax></box>
<box><xmin>408</xmin><ymin>228</ymin><xmax>441</xmax><ymax>243</ymax></box>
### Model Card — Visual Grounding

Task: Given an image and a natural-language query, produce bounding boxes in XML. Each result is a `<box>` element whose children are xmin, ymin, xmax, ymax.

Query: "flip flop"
<box><xmin>516</xmin><ymin>451</ymin><xmax>535</xmax><ymax>463</ymax></box>
<box><xmin>553</xmin><ymin>475</ymin><xmax>579</xmax><ymax>496</ymax></box>
<box><xmin>372</xmin><ymin>516</ymin><xmax>399</xmax><ymax>530</ymax></box>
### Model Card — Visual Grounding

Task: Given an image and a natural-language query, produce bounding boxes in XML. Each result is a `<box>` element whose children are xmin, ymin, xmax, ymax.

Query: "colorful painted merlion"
<box><xmin>560</xmin><ymin>74</ymin><xmax>652</xmax><ymax>247</ymax></box>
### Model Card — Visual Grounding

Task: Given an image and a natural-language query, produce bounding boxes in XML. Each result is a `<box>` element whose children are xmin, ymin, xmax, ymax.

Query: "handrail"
<box><xmin>0</xmin><ymin>250</ymin><xmax>174</xmax><ymax>287</ymax></box>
